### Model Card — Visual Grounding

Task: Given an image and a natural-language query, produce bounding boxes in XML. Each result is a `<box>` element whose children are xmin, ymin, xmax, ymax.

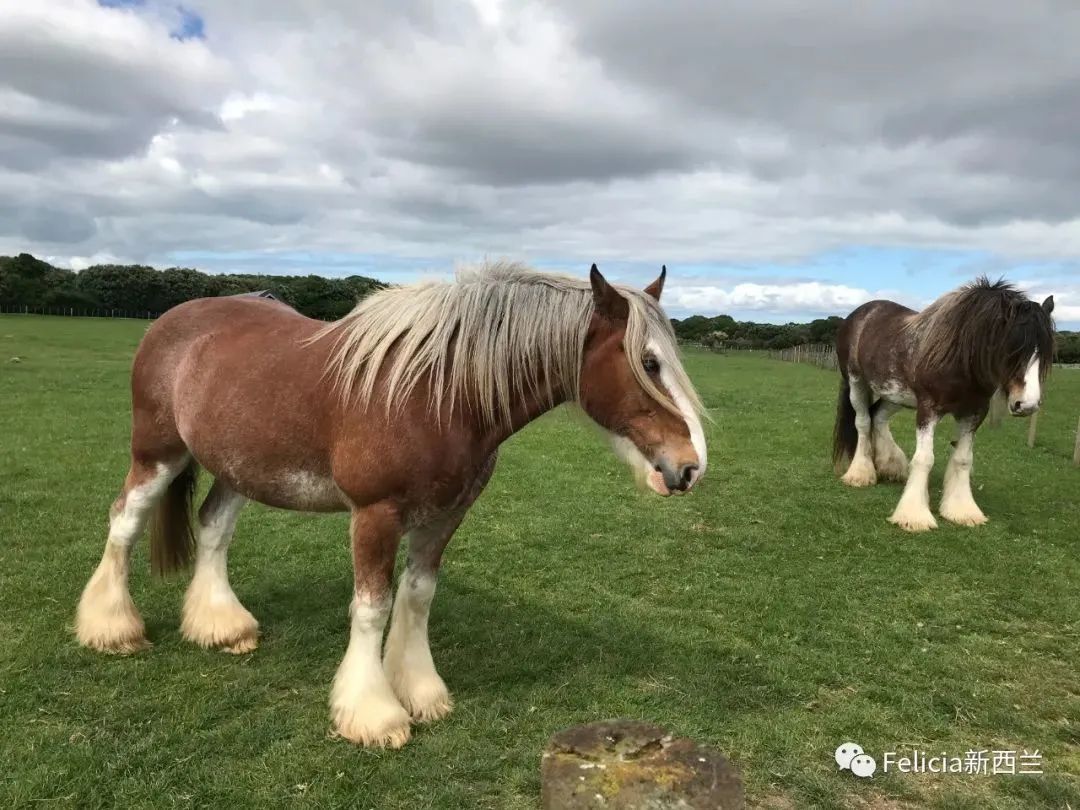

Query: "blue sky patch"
<box><xmin>97</xmin><ymin>0</ymin><xmax>205</xmax><ymax>41</ymax></box>
<box><xmin>171</xmin><ymin>7</ymin><xmax>205</xmax><ymax>41</ymax></box>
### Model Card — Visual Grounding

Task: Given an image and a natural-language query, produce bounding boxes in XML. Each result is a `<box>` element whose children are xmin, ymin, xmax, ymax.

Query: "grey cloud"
<box><xmin>2</xmin><ymin>205</ymin><xmax>97</xmax><ymax>245</ymax></box>
<box><xmin>376</xmin><ymin>117</ymin><xmax>694</xmax><ymax>186</ymax></box>
<box><xmin>553</xmin><ymin>1</ymin><xmax>1080</xmax><ymax>225</ymax></box>
<box><xmin>3</xmin><ymin>0</ymin><xmax>1080</xmax><ymax>275</ymax></box>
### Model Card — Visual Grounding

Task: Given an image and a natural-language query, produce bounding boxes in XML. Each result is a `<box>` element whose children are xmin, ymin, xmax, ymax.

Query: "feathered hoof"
<box><xmin>181</xmin><ymin>581</ymin><xmax>260</xmax><ymax>654</ymax></box>
<box><xmin>888</xmin><ymin>508</ymin><xmax>938</xmax><ymax>532</ymax></box>
<box><xmin>331</xmin><ymin>701</ymin><xmax>412</xmax><ymax>748</ymax></box>
<box><xmin>400</xmin><ymin>680</ymin><xmax>453</xmax><ymax>724</ymax></box>
<box><xmin>841</xmin><ymin>467</ymin><xmax>877</xmax><ymax>488</ymax></box>
<box><xmin>76</xmin><ymin>576</ymin><xmax>151</xmax><ymax>654</ymax></box>
<box><xmin>940</xmin><ymin>504</ymin><xmax>988</xmax><ymax>527</ymax></box>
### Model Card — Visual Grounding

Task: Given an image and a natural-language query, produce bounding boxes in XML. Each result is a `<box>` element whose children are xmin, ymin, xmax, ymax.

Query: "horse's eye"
<box><xmin>643</xmin><ymin>356</ymin><xmax>660</xmax><ymax>375</ymax></box>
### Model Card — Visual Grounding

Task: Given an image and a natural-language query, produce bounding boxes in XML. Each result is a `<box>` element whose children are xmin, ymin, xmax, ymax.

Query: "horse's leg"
<box><xmin>181</xmin><ymin>480</ymin><xmax>258</xmax><ymax>653</ymax></box>
<box><xmin>940</xmin><ymin>415</ymin><xmax>988</xmax><ymax>526</ymax></box>
<box><xmin>331</xmin><ymin>501</ymin><xmax>411</xmax><ymax>748</ymax></box>
<box><xmin>76</xmin><ymin>458</ymin><xmax>188</xmax><ymax>652</ymax></box>
<box><xmin>384</xmin><ymin>453</ymin><xmax>498</xmax><ymax>723</ymax></box>
<box><xmin>872</xmin><ymin>401</ymin><xmax>908</xmax><ymax>482</ymax></box>
<box><xmin>841</xmin><ymin>377</ymin><xmax>877</xmax><ymax>487</ymax></box>
<box><xmin>889</xmin><ymin>406</ymin><xmax>939</xmax><ymax>531</ymax></box>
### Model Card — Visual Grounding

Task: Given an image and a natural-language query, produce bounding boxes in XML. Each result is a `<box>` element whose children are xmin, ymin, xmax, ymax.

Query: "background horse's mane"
<box><xmin>310</xmin><ymin>260</ymin><xmax>701</xmax><ymax>428</ymax></box>
<box><xmin>907</xmin><ymin>276</ymin><xmax>1055</xmax><ymax>391</ymax></box>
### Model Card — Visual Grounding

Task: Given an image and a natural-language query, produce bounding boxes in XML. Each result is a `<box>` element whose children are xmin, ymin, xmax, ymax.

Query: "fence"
<box><xmin>766</xmin><ymin>343</ymin><xmax>838</xmax><ymax>370</ymax></box>
<box><xmin>0</xmin><ymin>304</ymin><xmax>160</xmax><ymax>320</ymax></box>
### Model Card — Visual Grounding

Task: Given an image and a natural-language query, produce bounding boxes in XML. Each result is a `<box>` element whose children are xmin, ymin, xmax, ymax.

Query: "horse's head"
<box><xmin>1003</xmin><ymin>295</ymin><xmax>1055</xmax><ymax>417</ymax></box>
<box><xmin>578</xmin><ymin>264</ymin><xmax>707</xmax><ymax>495</ymax></box>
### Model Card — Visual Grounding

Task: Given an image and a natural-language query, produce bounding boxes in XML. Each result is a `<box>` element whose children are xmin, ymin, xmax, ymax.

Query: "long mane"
<box><xmin>907</xmin><ymin>276</ymin><xmax>1055</xmax><ymax>391</ymax></box>
<box><xmin>309</xmin><ymin>260</ymin><xmax>703</xmax><ymax>429</ymax></box>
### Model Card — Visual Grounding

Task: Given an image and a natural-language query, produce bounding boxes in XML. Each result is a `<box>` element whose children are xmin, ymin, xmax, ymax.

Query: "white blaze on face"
<box><xmin>1015</xmin><ymin>351</ymin><xmax>1042</xmax><ymax>412</ymax></box>
<box><xmin>648</xmin><ymin>339</ymin><xmax>707</xmax><ymax>484</ymax></box>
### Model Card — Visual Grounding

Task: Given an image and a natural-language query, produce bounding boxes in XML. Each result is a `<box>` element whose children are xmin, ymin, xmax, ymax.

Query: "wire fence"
<box><xmin>0</xmin><ymin>304</ymin><xmax>160</xmax><ymax>320</ymax></box>
<box><xmin>767</xmin><ymin>343</ymin><xmax>838</xmax><ymax>370</ymax></box>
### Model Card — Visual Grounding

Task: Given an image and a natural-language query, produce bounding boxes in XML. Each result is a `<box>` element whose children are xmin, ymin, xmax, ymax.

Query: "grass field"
<box><xmin>2</xmin><ymin>315</ymin><xmax>1079</xmax><ymax>809</ymax></box>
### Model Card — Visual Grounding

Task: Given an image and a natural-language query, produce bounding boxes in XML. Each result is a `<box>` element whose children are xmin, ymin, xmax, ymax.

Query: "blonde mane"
<box><xmin>309</xmin><ymin>261</ymin><xmax>703</xmax><ymax>429</ymax></box>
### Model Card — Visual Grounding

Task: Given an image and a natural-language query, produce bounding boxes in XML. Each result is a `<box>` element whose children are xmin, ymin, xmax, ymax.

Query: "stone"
<box><xmin>541</xmin><ymin>719</ymin><xmax>744</xmax><ymax>809</ymax></box>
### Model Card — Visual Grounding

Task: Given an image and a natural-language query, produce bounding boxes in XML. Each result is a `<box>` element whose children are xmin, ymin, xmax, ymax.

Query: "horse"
<box><xmin>833</xmin><ymin>277</ymin><xmax>1055</xmax><ymax>532</ymax></box>
<box><xmin>74</xmin><ymin>261</ymin><xmax>707</xmax><ymax>748</ymax></box>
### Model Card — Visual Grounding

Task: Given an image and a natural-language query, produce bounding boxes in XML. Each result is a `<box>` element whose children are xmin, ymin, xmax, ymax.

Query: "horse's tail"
<box><xmin>150</xmin><ymin>460</ymin><xmax>198</xmax><ymax>576</ymax></box>
<box><xmin>832</xmin><ymin>376</ymin><xmax>858</xmax><ymax>475</ymax></box>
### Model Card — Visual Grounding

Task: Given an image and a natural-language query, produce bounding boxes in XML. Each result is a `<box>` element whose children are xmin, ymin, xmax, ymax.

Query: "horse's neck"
<box><xmin>475</xmin><ymin>369</ymin><xmax>572</xmax><ymax>451</ymax></box>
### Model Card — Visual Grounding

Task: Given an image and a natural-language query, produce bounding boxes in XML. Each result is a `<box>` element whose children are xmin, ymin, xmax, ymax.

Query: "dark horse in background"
<box><xmin>833</xmin><ymin>278</ymin><xmax>1055</xmax><ymax>532</ymax></box>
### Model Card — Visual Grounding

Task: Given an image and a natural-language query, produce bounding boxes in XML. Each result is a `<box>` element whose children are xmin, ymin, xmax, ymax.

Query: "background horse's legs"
<box><xmin>940</xmin><ymin>415</ymin><xmax>988</xmax><ymax>526</ymax></box>
<box><xmin>889</xmin><ymin>408</ymin><xmax>939</xmax><ymax>531</ymax></box>
<box><xmin>872</xmin><ymin>401</ymin><xmax>908</xmax><ymax>482</ymax></box>
<box><xmin>76</xmin><ymin>457</ymin><xmax>189</xmax><ymax>652</ymax></box>
<box><xmin>331</xmin><ymin>501</ymin><xmax>411</xmax><ymax>748</ymax></box>
<box><xmin>181</xmin><ymin>480</ymin><xmax>257</xmax><ymax>653</ymax></box>
<box><xmin>841</xmin><ymin>377</ymin><xmax>878</xmax><ymax>487</ymax></box>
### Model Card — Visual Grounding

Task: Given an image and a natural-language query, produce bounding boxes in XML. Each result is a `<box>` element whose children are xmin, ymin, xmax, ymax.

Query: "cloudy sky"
<box><xmin>3</xmin><ymin>0</ymin><xmax>1080</xmax><ymax>324</ymax></box>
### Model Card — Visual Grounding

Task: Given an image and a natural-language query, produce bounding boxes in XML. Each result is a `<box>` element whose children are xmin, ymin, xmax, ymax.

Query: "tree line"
<box><xmin>671</xmin><ymin>313</ymin><xmax>846</xmax><ymax>351</ymax></box>
<box><xmin>0</xmin><ymin>253</ymin><xmax>387</xmax><ymax>322</ymax></box>
<box><xmin>671</xmin><ymin>310</ymin><xmax>1080</xmax><ymax>363</ymax></box>
<box><xmin>2</xmin><ymin>252</ymin><xmax>1077</xmax><ymax>362</ymax></box>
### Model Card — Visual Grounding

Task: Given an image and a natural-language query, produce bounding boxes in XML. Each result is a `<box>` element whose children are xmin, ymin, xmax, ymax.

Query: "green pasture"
<box><xmin>1</xmin><ymin>315</ymin><xmax>1078</xmax><ymax>809</ymax></box>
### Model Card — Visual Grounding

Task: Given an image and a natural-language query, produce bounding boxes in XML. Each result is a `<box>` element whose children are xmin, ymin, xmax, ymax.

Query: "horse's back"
<box><xmin>128</xmin><ymin>296</ymin><xmax>346</xmax><ymax>509</ymax></box>
<box><xmin>132</xmin><ymin>295</ymin><xmax>318</xmax><ymax>411</ymax></box>
<box><xmin>836</xmin><ymin>299</ymin><xmax>915</xmax><ymax>377</ymax></box>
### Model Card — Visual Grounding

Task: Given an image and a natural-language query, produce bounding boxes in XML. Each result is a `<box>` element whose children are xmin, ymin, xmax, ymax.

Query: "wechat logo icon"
<box><xmin>835</xmin><ymin>742</ymin><xmax>877</xmax><ymax>778</ymax></box>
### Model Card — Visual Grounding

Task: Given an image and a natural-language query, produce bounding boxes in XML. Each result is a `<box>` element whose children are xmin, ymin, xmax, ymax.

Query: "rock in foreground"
<box><xmin>541</xmin><ymin>719</ymin><xmax>744</xmax><ymax>809</ymax></box>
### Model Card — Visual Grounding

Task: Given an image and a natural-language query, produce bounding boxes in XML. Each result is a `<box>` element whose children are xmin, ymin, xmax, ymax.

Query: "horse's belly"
<box><xmin>871</xmin><ymin>379</ymin><xmax>916</xmax><ymax>408</ymax></box>
<box><xmin>239</xmin><ymin>469</ymin><xmax>348</xmax><ymax>512</ymax></box>
<box><xmin>187</xmin><ymin>439</ymin><xmax>347</xmax><ymax>512</ymax></box>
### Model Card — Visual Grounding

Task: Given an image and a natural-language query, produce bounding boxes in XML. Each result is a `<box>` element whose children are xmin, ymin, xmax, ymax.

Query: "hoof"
<box><xmin>181</xmin><ymin>593</ymin><xmax>260</xmax><ymax>654</ymax></box>
<box><xmin>393</xmin><ymin>675</ymin><xmax>453</xmax><ymax>723</ymax></box>
<box><xmin>841</xmin><ymin>469</ymin><xmax>877</xmax><ymax>488</ymax></box>
<box><xmin>77</xmin><ymin>625</ymin><xmax>152</xmax><ymax>655</ymax></box>
<box><xmin>888</xmin><ymin>510</ymin><xmax>938</xmax><ymax>532</ymax></box>
<box><xmin>875</xmin><ymin>460</ymin><xmax>909</xmax><ymax>483</ymax></box>
<box><xmin>76</xmin><ymin>576</ymin><xmax>151</xmax><ymax>654</ymax></box>
<box><xmin>940</xmin><ymin>505</ymin><xmax>988</xmax><ymax>527</ymax></box>
<box><xmin>332</xmin><ymin>702</ymin><xmax>412</xmax><ymax>748</ymax></box>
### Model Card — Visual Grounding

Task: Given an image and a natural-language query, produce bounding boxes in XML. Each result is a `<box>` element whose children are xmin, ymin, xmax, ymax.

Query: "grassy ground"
<box><xmin>1</xmin><ymin>315</ymin><xmax>1078</xmax><ymax>809</ymax></box>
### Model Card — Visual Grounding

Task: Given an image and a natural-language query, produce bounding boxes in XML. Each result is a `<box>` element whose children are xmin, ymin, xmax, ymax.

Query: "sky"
<box><xmin>2</xmin><ymin>1</ymin><xmax>1079</xmax><ymax>325</ymax></box>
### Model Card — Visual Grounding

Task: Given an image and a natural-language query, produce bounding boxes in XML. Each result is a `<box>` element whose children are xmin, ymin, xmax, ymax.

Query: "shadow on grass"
<box><xmin>246</xmin><ymin>569</ymin><xmax>785</xmax><ymax>727</ymax></box>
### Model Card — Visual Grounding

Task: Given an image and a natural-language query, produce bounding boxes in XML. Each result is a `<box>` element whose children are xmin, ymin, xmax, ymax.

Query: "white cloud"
<box><xmin>1</xmin><ymin>0</ymin><xmax>1080</xmax><ymax>308</ymax></box>
<box><xmin>668</xmin><ymin>281</ymin><xmax>902</xmax><ymax>317</ymax></box>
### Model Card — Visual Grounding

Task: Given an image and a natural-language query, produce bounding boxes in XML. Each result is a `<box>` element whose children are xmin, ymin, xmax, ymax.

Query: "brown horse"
<box><xmin>833</xmin><ymin>277</ymin><xmax>1054</xmax><ymax>531</ymax></box>
<box><xmin>75</xmin><ymin>261</ymin><xmax>707</xmax><ymax>747</ymax></box>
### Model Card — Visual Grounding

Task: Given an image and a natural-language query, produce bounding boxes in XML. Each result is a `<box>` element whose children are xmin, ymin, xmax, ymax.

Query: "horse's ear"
<box><xmin>1042</xmin><ymin>295</ymin><xmax>1055</xmax><ymax>315</ymax></box>
<box><xmin>590</xmin><ymin>264</ymin><xmax>629</xmax><ymax>320</ymax></box>
<box><xmin>644</xmin><ymin>265</ymin><xmax>666</xmax><ymax>301</ymax></box>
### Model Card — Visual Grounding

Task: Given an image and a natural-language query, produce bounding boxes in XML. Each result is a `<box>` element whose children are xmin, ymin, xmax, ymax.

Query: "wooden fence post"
<box><xmin>1027</xmin><ymin>412</ymin><xmax>1039</xmax><ymax>448</ymax></box>
<box><xmin>1073</xmin><ymin>416</ymin><xmax>1080</xmax><ymax>466</ymax></box>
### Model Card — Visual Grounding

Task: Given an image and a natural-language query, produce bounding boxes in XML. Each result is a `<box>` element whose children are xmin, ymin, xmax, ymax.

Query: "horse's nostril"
<box><xmin>680</xmin><ymin>463</ymin><xmax>699</xmax><ymax>487</ymax></box>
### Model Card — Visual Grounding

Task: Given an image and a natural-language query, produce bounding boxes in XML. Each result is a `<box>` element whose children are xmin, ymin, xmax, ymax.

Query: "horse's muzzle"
<box><xmin>655</xmin><ymin>459</ymin><xmax>699</xmax><ymax>493</ymax></box>
<box><xmin>1010</xmin><ymin>400</ymin><xmax>1039</xmax><ymax>417</ymax></box>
